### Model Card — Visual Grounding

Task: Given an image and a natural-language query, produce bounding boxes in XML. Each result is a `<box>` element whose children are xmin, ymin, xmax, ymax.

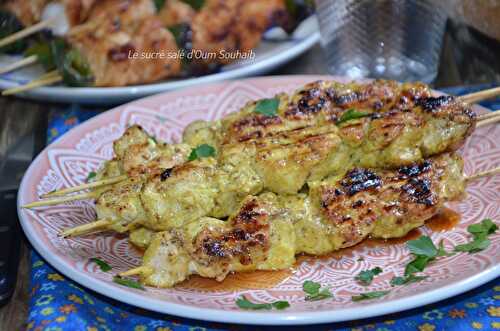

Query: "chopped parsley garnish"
<box><xmin>86</xmin><ymin>171</ymin><xmax>97</xmax><ymax>182</ymax></box>
<box><xmin>355</xmin><ymin>267</ymin><xmax>383</xmax><ymax>286</ymax></box>
<box><xmin>437</xmin><ymin>240</ymin><xmax>454</xmax><ymax>257</ymax></box>
<box><xmin>404</xmin><ymin>235</ymin><xmax>449</xmax><ymax>276</ymax></box>
<box><xmin>352</xmin><ymin>290</ymin><xmax>390</xmax><ymax>302</ymax></box>
<box><xmin>90</xmin><ymin>257</ymin><xmax>111</xmax><ymax>272</ymax></box>
<box><xmin>406</xmin><ymin>236</ymin><xmax>438</xmax><ymax>257</ymax></box>
<box><xmin>302</xmin><ymin>280</ymin><xmax>333</xmax><ymax>301</ymax></box>
<box><xmin>253</xmin><ymin>98</ymin><xmax>280</xmax><ymax>116</ymax></box>
<box><xmin>188</xmin><ymin>144</ymin><xmax>216</xmax><ymax>161</ymax></box>
<box><xmin>405</xmin><ymin>255</ymin><xmax>431</xmax><ymax>276</ymax></box>
<box><xmin>112</xmin><ymin>276</ymin><xmax>145</xmax><ymax>290</ymax></box>
<box><xmin>454</xmin><ymin>219</ymin><xmax>497</xmax><ymax>253</ymax></box>
<box><xmin>390</xmin><ymin>274</ymin><xmax>428</xmax><ymax>286</ymax></box>
<box><xmin>235</xmin><ymin>295</ymin><xmax>289</xmax><ymax>310</ymax></box>
<box><xmin>336</xmin><ymin>109</ymin><xmax>371</xmax><ymax>125</ymax></box>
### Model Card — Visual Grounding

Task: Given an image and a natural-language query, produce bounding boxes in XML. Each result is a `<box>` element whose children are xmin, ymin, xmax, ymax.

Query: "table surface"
<box><xmin>0</xmin><ymin>21</ymin><xmax>498</xmax><ymax>331</ymax></box>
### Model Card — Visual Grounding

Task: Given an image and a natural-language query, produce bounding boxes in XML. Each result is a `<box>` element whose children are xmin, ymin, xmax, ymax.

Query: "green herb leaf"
<box><xmin>90</xmin><ymin>257</ymin><xmax>111</xmax><ymax>272</ymax></box>
<box><xmin>86</xmin><ymin>171</ymin><xmax>97</xmax><ymax>182</ymax></box>
<box><xmin>112</xmin><ymin>276</ymin><xmax>145</xmax><ymax>290</ymax></box>
<box><xmin>454</xmin><ymin>219</ymin><xmax>497</xmax><ymax>253</ymax></box>
<box><xmin>437</xmin><ymin>240</ymin><xmax>454</xmax><ymax>257</ymax></box>
<box><xmin>406</xmin><ymin>236</ymin><xmax>438</xmax><ymax>258</ymax></box>
<box><xmin>303</xmin><ymin>280</ymin><xmax>320</xmax><ymax>295</ymax></box>
<box><xmin>188</xmin><ymin>144</ymin><xmax>216</xmax><ymax>161</ymax></box>
<box><xmin>467</xmin><ymin>218</ymin><xmax>497</xmax><ymax>236</ymax></box>
<box><xmin>302</xmin><ymin>280</ymin><xmax>333</xmax><ymax>301</ymax></box>
<box><xmin>352</xmin><ymin>290</ymin><xmax>390</xmax><ymax>302</ymax></box>
<box><xmin>254</xmin><ymin>98</ymin><xmax>280</xmax><ymax>117</ymax></box>
<box><xmin>25</xmin><ymin>42</ymin><xmax>56</xmax><ymax>70</ymax></box>
<box><xmin>272</xmin><ymin>301</ymin><xmax>291</xmax><ymax>310</ymax></box>
<box><xmin>454</xmin><ymin>238</ymin><xmax>491</xmax><ymax>253</ymax></box>
<box><xmin>235</xmin><ymin>296</ymin><xmax>289</xmax><ymax>310</ymax></box>
<box><xmin>336</xmin><ymin>109</ymin><xmax>371</xmax><ymax>125</ymax></box>
<box><xmin>355</xmin><ymin>267</ymin><xmax>383</xmax><ymax>285</ymax></box>
<box><xmin>61</xmin><ymin>48</ymin><xmax>94</xmax><ymax>87</ymax></box>
<box><xmin>404</xmin><ymin>255</ymin><xmax>431</xmax><ymax>276</ymax></box>
<box><xmin>390</xmin><ymin>274</ymin><xmax>428</xmax><ymax>286</ymax></box>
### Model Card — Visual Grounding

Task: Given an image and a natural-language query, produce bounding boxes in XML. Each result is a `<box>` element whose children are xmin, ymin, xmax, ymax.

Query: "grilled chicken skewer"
<box><xmin>26</xmin><ymin>81</ymin><xmax>478</xmax><ymax>217</ymax></box>
<box><xmin>119</xmin><ymin>153</ymin><xmax>473</xmax><ymax>287</ymax></box>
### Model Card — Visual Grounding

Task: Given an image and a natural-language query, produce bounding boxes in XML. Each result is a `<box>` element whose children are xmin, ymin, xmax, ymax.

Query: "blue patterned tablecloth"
<box><xmin>27</xmin><ymin>85</ymin><xmax>500</xmax><ymax>331</ymax></box>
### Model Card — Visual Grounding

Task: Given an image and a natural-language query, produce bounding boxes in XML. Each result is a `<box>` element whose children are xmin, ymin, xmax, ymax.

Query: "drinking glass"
<box><xmin>315</xmin><ymin>0</ymin><xmax>447</xmax><ymax>83</ymax></box>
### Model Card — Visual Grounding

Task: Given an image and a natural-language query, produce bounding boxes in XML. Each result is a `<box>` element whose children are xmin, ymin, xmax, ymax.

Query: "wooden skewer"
<box><xmin>477</xmin><ymin>111</ymin><xmax>500</xmax><ymax>121</ymax></box>
<box><xmin>119</xmin><ymin>266</ymin><xmax>153</xmax><ymax>277</ymax></box>
<box><xmin>466</xmin><ymin>166</ymin><xmax>500</xmax><ymax>183</ymax></box>
<box><xmin>0</xmin><ymin>19</ymin><xmax>55</xmax><ymax>49</ymax></box>
<box><xmin>0</xmin><ymin>55</ymin><xmax>38</xmax><ymax>75</ymax></box>
<box><xmin>60</xmin><ymin>219</ymin><xmax>111</xmax><ymax>238</ymax></box>
<box><xmin>37</xmin><ymin>69</ymin><xmax>60</xmax><ymax>80</ymax></box>
<box><xmin>42</xmin><ymin>175</ymin><xmax>128</xmax><ymax>198</ymax></box>
<box><xmin>22</xmin><ymin>191</ymin><xmax>98</xmax><ymax>209</ymax></box>
<box><xmin>460</xmin><ymin>86</ymin><xmax>500</xmax><ymax>104</ymax></box>
<box><xmin>476</xmin><ymin>115</ymin><xmax>500</xmax><ymax>128</ymax></box>
<box><xmin>2</xmin><ymin>71</ymin><xmax>62</xmax><ymax>96</ymax></box>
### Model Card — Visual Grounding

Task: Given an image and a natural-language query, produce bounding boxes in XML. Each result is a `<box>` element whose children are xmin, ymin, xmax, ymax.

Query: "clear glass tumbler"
<box><xmin>315</xmin><ymin>0</ymin><xmax>447</xmax><ymax>83</ymax></box>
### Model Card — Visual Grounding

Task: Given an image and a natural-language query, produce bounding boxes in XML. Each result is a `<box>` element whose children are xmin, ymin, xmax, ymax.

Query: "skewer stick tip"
<box><xmin>22</xmin><ymin>191</ymin><xmax>97</xmax><ymax>209</ymax></box>
<box><xmin>42</xmin><ymin>175</ymin><xmax>127</xmax><ymax>198</ymax></box>
<box><xmin>476</xmin><ymin>114</ymin><xmax>500</xmax><ymax>128</ymax></box>
<box><xmin>466</xmin><ymin>167</ymin><xmax>500</xmax><ymax>183</ymax></box>
<box><xmin>59</xmin><ymin>219</ymin><xmax>111</xmax><ymax>238</ymax></box>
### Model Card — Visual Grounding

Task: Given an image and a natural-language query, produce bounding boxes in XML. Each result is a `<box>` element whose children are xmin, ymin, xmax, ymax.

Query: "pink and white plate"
<box><xmin>18</xmin><ymin>76</ymin><xmax>500</xmax><ymax>325</ymax></box>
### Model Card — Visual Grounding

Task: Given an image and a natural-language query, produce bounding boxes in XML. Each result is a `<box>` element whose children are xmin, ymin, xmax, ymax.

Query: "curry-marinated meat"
<box><xmin>138</xmin><ymin>194</ymin><xmax>295</xmax><ymax>287</ymax></box>
<box><xmin>184</xmin><ymin>80</ymin><xmax>475</xmax><ymax>200</ymax></box>
<box><xmin>89</xmin><ymin>78</ymin><xmax>475</xmax><ymax>233</ymax></box>
<box><xmin>133</xmin><ymin>153</ymin><xmax>465</xmax><ymax>287</ymax></box>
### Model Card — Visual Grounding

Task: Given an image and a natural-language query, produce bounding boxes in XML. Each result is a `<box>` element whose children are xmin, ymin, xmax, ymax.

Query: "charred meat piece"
<box><xmin>138</xmin><ymin>194</ymin><xmax>295</xmax><ymax>287</ymax></box>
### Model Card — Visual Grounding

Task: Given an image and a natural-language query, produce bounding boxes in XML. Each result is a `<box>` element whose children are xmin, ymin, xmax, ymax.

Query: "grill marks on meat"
<box><xmin>229</xmin><ymin>114</ymin><xmax>283</xmax><ymax>143</ymax></box>
<box><xmin>318</xmin><ymin>156</ymin><xmax>450</xmax><ymax>245</ymax></box>
<box><xmin>417</xmin><ymin>96</ymin><xmax>454</xmax><ymax>113</ymax></box>
<box><xmin>398</xmin><ymin>160</ymin><xmax>432</xmax><ymax>178</ymax></box>
<box><xmin>194</xmin><ymin>197</ymin><xmax>270</xmax><ymax>266</ymax></box>
<box><xmin>401</xmin><ymin>178</ymin><xmax>435</xmax><ymax>206</ymax></box>
<box><xmin>222</xmin><ymin>80</ymin><xmax>475</xmax><ymax>150</ymax></box>
<box><xmin>286</xmin><ymin>86</ymin><xmax>330</xmax><ymax>118</ymax></box>
<box><xmin>340</xmin><ymin>169</ymin><xmax>382</xmax><ymax>196</ymax></box>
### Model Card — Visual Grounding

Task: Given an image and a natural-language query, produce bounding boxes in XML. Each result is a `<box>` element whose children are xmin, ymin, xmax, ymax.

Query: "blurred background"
<box><xmin>0</xmin><ymin>0</ymin><xmax>500</xmax><ymax>329</ymax></box>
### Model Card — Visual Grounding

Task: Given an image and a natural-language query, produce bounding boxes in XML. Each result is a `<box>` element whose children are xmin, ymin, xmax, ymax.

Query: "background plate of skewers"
<box><xmin>17</xmin><ymin>76</ymin><xmax>500</xmax><ymax>325</ymax></box>
<box><xmin>0</xmin><ymin>0</ymin><xmax>318</xmax><ymax>104</ymax></box>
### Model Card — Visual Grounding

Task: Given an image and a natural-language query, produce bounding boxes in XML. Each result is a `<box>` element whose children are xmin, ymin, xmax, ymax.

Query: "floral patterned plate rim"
<box><xmin>17</xmin><ymin>75</ymin><xmax>500</xmax><ymax>325</ymax></box>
